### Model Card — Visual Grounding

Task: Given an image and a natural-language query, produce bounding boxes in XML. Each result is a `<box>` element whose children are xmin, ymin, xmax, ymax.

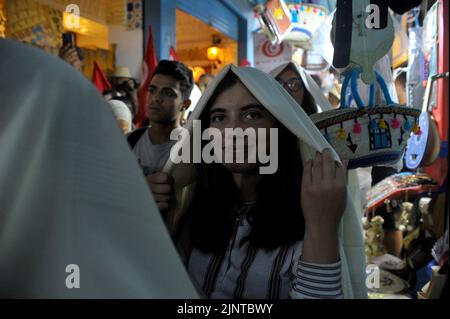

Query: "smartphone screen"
<box><xmin>62</xmin><ymin>32</ymin><xmax>74</xmax><ymax>48</ymax></box>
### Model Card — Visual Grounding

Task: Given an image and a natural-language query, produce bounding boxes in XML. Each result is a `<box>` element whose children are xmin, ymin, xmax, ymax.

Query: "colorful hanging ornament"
<box><xmin>391</xmin><ymin>114</ymin><xmax>401</xmax><ymax>129</ymax></box>
<box><xmin>378</xmin><ymin>116</ymin><xmax>387</xmax><ymax>129</ymax></box>
<box><xmin>412</xmin><ymin>120</ymin><xmax>420</xmax><ymax>134</ymax></box>
<box><xmin>404</xmin><ymin>117</ymin><xmax>412</xmax><ymax>131</ymax></box>
<box><xmin>353</xmin><ymin>118</ymin><xmax>362</xmax><ymax>134</ymax></box>
<box><xmin>338</xmin><ymin>123</ymin><xmax>346</xmax><ymax>140</ymax></box>
<box><xmin>370</xmin><ymin>118</ymin><xmax>378</xmax><ymax>130</ymax></box>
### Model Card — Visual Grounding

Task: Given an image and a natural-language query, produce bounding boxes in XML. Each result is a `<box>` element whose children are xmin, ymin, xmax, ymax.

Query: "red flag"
<box><xmin>136</xmin><ymin>26</ymin><xmax>158</xmax><ymax>128</ymax></box>
<box><xmin>169</xmin><ymin>46</ymin><xmax>179</xmax><ymax>61</ymax></box>
<box><xmin>92</xmin><ymin>61</ymin><xmax>112</xmax><ymax>94</ymax></box>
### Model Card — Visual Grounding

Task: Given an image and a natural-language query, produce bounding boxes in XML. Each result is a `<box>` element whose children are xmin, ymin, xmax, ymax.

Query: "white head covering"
<box><xmin>163</xmin><ymin>64</ymin><xmax>367</xmax><ymax>299</ymax></box>
<box><xmin>108</xmin><ymin>99</ymin><xmax>132</xmax><ymax>132</ymax></box>
<box><xmin>182</xmin><ymin>83</ymin><xmax>202</xmax><ymax>121</ymax></box>
<box><xmin>0</xmin><ymin>39</ymin><xmax>198</xmax><ymax>298</ymax></box>
<box><xmin>269</xmin><ymin>61</ymin><xmax>333</xmax><ymax>113</ymax></box>
<box><xmin>270</xmin><ymin>62</ymin><xmax>366</xmax><ymax>222</ymax></box>
<box><xmin>188</xmin><ymin>84</ymin><xmax>202</xmax><ymax>112</ymax></box>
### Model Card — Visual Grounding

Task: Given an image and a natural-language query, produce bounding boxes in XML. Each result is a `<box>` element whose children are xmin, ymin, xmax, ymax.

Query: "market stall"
<box><xmin>253</xmin><ymin>0</ymin><xmax>448</xmax><ymax>299</ymax></box>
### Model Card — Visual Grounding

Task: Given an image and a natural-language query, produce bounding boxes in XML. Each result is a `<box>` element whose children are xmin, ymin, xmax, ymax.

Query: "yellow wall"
<box><xmin>5</xmin><ymin>0</ymin><xmax>63</xmax><ymax>54</ymax></box>
<box><xmin>0</xmin><ymin>0</ymin><xmax>6</xmax><ymax>38</ymax></box>
<box><xmin>38</xmin><ymin>0</ymin><xmax>109</xmax><ymax>23</ymax></box>
<box><xmin>38</xmin><ymin>0</ymin><xmax>126</xmax><ymax>25</ymax></box>
<box><xmin>80</xmin><ymin>44</ymin><xmax>115</xmax><ymax>80</ymax></box>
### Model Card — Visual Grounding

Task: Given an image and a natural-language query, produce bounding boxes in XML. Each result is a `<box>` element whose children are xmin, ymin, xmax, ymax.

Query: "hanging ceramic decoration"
<box><xmin>404</xmin><ymin>73</ymin><xmax>448</xmax><ymax>169</ymax></box>
<box><xmin>331</xmin><ymin>0</ymin><xmax>395</xmax><ymax>84</ymax></box>
<box><xmin>310</xmin><ymin>68</ymin><xmax>421</xmax><ymax>169</ymax></box>
<box><xmin>302</xmin><ymin>49</ymin><xmax>329</xmax><ymax>74</ymax></box>
<box><xmin>283</xmin><ymin>1</ymin><xmax>328</xmax><ymax>49</ymax></box>
<box><xmin>253</xmin><ymin>0</ymin><xmax>293</xmax><ymax>45</ymax></box>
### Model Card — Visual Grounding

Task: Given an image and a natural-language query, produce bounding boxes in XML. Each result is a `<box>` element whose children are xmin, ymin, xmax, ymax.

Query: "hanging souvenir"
<box><xmin>253</xmin><ymin>0</ymin><xmax>293</xmax><ymax>45</ymax></box>
<box><xmin>310</xmin><ymin>68</ymin><xmax>421</xmax><ymax>169</ymax></box>
<box><xmin>330</xmin><ymin>0</ymin><xmax>395</xmax><ymax>84</ymax></box>
<box><xmin>282</xmin><ymin>0</ymin><xmax>328</xmax><ymax>49</ymax></box>
<box><xmin>404</xmin><ymin>73</ymin><xmax>447</xmax><ymax>169</ymax></box>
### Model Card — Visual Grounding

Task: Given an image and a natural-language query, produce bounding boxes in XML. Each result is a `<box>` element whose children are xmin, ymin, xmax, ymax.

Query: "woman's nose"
<box><xmin>219</xmin><ymin>116</ymin><xmax>247</xmax><ymax>131</ymax></box>
<box><xmin>227</xmin><ymin>116</ymin><xmax>239</xmax><ymax>129</ymax></box>
<box><xmin>151</xmin><ymin>91</ymin><xmax>163</xmax><ymax>104</ymax></box>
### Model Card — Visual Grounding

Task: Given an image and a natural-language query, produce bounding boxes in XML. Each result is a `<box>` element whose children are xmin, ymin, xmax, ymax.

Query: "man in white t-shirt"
<box><xmin>127</xmin><ymin>60</ymin><xmax>193</xmax><ymax>215</ymax></box>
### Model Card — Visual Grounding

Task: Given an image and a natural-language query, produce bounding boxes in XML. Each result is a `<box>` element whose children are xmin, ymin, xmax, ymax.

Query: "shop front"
<box><xmin>143</xmin><ymin>0</ymin><xmax>255</xmax><ymax>81</ymax></box>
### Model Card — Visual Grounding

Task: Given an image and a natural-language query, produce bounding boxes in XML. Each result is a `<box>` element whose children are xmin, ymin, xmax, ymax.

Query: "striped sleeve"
<box><xmin>289</xmin><ymin>259</ymin><xmax>344</xmax><ymax>299</ymax></box>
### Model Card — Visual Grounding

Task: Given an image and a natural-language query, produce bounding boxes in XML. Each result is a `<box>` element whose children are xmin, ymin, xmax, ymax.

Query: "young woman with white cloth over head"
<box><xmin>160</xmin><ymin>65</ymin><xmax>368</xmax><ymax>299</ymax></box>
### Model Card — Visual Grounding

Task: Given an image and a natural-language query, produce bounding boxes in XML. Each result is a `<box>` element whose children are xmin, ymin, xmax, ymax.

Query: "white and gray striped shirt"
<box><xmin>187</xmin><ymin>215</ymin><xmax>343</xmax><ymax>299</ymax></box>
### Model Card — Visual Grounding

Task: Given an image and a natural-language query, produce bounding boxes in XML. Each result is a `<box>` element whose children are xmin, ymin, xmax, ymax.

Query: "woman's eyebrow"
<box><xmin>209</xmin><ymin>104</ymin><xmax>264</xmax><ymax>114</ymax></box>
<box><xmin>161</xmin><ymin>87</ymin><xmax>177</xmax><ymax>92</ymax></box>
<box><xmin>240</xmin><ymin>104</ymin><xmax>264</xmax><ymax>111</ymax></box>
<box><xmin>209</xmin><ymin>107</ymin><xmax>227</xmax><ymax>114</ymax></box>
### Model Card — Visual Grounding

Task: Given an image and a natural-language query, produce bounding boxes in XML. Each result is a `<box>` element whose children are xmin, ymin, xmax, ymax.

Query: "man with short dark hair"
<box><xmin>127</xmin><ymin>60</ymin><xmax>194</xmax><ymax>213</ymax></box>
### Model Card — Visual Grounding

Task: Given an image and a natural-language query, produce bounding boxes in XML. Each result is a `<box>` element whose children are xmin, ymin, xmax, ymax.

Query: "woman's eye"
<box><xmin>244</xmin><ymin>111</ymin><xmax>261</xmax><ymax>120</ymax></box>
<box><xmin>148</xmin><ymin>87</ymin><xmax>156</xmax><ymax>94</ymax></box>
<box><xmin>210</xmin><ymin>115</ymin><xmax>225</xmax><ymax>123</ymax></box>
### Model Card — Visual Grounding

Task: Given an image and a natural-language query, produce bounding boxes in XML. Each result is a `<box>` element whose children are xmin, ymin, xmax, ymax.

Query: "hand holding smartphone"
<box><xmin>62</xmin><ymin>32</ymin><xmax>75</xmax><ymax>49</ymax></box>
<box><xmin>59</xmin><ymin>32</ymin><xmax>83</xmax><ymax>71</ymax></box>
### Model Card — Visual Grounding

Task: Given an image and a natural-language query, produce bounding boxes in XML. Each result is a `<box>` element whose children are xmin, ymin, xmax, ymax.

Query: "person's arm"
<box><xmin>145</xmin><ymin>171</ymin><xmax>175</xmax><ymax>215</ymax></box>
<box><xmin>289</xmin><ymin>149</ymin><xmax>347</xmax><ymax>299</ymax></box>
<box><xmin>301</xmin><ymin>149</ymin><xmax>347</xmax><ymax>263</ymax></box>
<box><xmin>290</xmin><ymin>259</ymin><xmax>343</xmax><ymax>299</ymax></box>
<box><xmin>59</xmin><ymin>45</ymin><xmax>83</xmax><ymax>71</ymax></box>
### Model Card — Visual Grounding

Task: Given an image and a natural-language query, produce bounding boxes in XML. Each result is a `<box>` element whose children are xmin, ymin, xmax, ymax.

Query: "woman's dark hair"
<box><xmin>302</xmin><ymin>89</ymin><xmax>318</xmax><ymax>115</ymax></box>
<box><xmin>187</xmin><ymin>73</ymin><xmax>305</xmax><ymax>253</ymax></box>
<box><xmin>287</xmin><ymin>64</ymin><xmax>318</xmax><ymax>115</ymax></box>
<box><xmin>151</xmin><ymin>60</ymin><xmax>194</xmax><ymax>100</ymax></box>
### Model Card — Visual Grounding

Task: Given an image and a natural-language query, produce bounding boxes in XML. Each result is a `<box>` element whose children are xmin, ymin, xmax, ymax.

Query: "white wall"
<box><xmin>109</xmin><ymin>25</ymin><xmax>143</xmax><ymax>80</ymax></box>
